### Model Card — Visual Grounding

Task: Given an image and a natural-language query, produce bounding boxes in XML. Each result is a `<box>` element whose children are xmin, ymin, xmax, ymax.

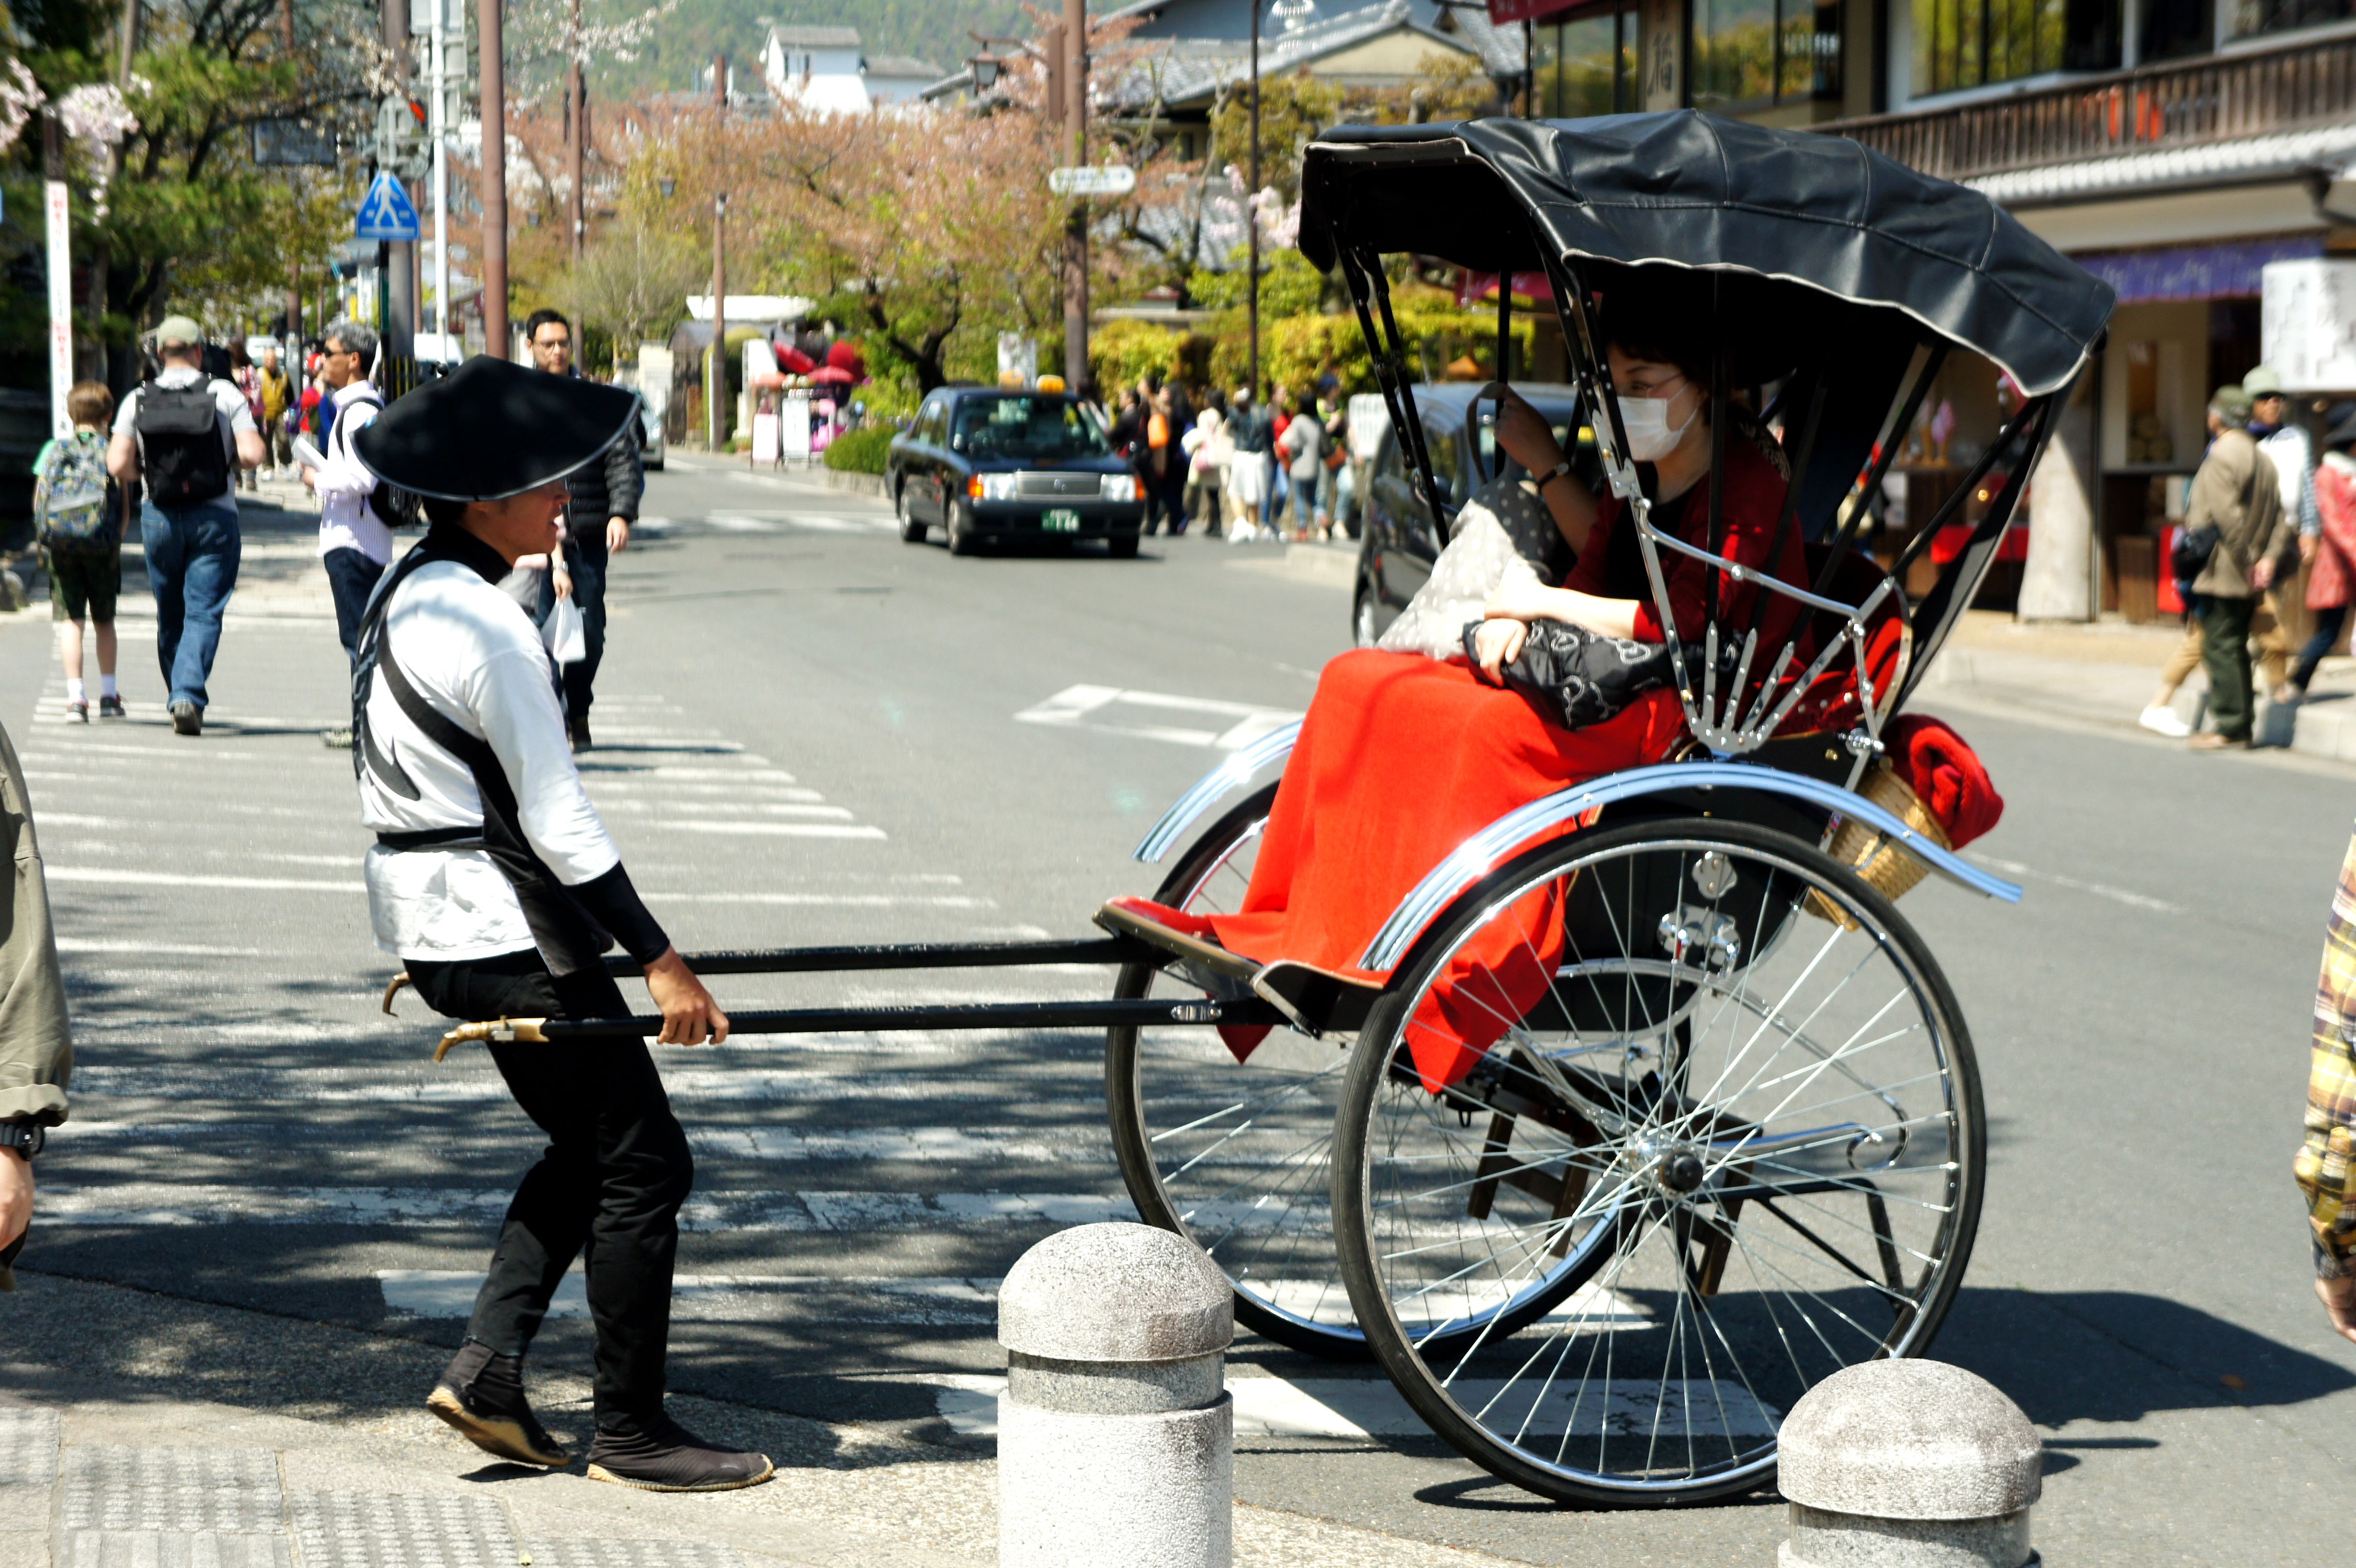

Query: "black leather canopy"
<box><xmin>1298</xmin><ymin>111</ymin><xmax>2115</xmax><ymax>397</ymax></box>
<box><xmin>354</xmin><ymin>354</ymin><xmax>641</xmax><ymax>502</ymax></box>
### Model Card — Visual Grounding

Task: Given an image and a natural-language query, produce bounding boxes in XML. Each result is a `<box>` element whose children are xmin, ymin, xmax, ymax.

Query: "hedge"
<box><xmin>823</xmin><ymin>424</ymin><xmax>895</xmax><ymax>474</ymax></box>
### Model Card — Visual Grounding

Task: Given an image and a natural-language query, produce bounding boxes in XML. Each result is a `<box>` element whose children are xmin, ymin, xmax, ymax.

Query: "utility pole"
<box><xmin>478</xmin><ymin>0</ymin><xmax>506</xmax><ymax>358</ymax></box>
<box><xmin>282</xmin><ymin>0</ymin><xmax>301</xmax><ymax>354</ymax></box>
<box><xmin>427</xmin><ymin>0</ymin><xmax>451</xmax><ymax>358</ymax></box>
<box><xmin>43</xmin><ymin>113</ymin><xmax>72</xmax><ymax>438</ymax></box>
<box><xmin>1247</xmin><ymin>0</ymin><xmax>1260</xmax><ymax>400</ymax></box>
<box><xmin>565</xmin><ymin>0</ymin><xmax>584</xmax><ymax>350</ymax></box>
<box><xmin>709</xmin><ymin>52</ymin><xmax>727</xmax><ymax>450</ymax></box>
<box><xmin>1061</xmin><ymin>0</ymin><xmax>1086</xmax><ymax>392</ymax></box>
<box><xmin>383</xmin><ymin>0</ymin><xmax>415</xmax><ymax>360</ymax></box>
<box><xmin>710</xmin><ymin>191</ymin><xmax>728</xmax><ymax>450</ymax></box>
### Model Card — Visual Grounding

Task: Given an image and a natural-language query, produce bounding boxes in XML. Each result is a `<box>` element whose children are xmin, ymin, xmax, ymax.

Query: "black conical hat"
<box><xmin>353</xmin><ymin>355</ymin><xmax>640</xmax><ymax>502</ymax></box>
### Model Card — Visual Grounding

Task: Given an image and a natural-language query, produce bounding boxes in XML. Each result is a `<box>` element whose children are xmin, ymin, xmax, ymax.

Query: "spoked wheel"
<box><xmin>1105</xmin><ymin>782</ymin><xmax>1369</xmax><ymax>1359</ymax></box>
<box><xmin>1331</xmin><ymin>817</ymin><xmax>1984</xmax><ymax>1505</ymax></box>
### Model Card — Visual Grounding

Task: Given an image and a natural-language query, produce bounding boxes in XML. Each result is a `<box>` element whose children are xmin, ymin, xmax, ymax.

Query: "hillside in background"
<box><xmin>584</xmin><ymin>0</ymin><xmax>1030</xmax><ymax>99</ymax></box>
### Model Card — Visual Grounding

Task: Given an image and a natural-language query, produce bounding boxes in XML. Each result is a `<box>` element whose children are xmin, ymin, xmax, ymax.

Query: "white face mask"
<box><xmin>1616</xmin><ymin>383</ymin><xmax>1699</xmax><ymax>463</ymax></box>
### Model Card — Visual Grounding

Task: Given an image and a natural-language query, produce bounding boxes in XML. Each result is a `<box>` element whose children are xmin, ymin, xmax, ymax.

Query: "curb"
<box><xmin>818</xmin><ymin>468</ymin><xmax>887</xmax><ymax>498</ymax></box>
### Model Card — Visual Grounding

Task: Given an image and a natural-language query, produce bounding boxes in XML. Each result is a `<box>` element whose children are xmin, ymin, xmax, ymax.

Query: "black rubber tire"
<box><xmin>1108</xmin><ymin>531</ymin><xmax>1141</xmax><ymax>559</ymax></box>
<box><xmin>1353</xmin><ymin>584</ymin><xmax>1379</xmax><ymax>648</ymax></box>
<box><xmin>1330</xmin><ymin>817</ymin><xmax>1985</xmax><ymax>1508</ymax></box>
<box><xmin>946</xmin><ymin>499</ymin><xmax>978</xmax><ymax>556</ymax></box>
<box><xmin>1104</xmin><ymin>783</ymin><xmax>1372</xmax><ymax>1361</ymax></box>
<box><xmin>896</xmin><ymin>482</ymin><xmax>925</xmax><ymax>543</ymax></box>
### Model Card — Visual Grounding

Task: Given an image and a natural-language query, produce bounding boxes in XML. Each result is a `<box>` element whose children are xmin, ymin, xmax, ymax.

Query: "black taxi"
<box><xmin>888</xmin><ymin>386</ymin><xmax>1146</xmax><ymax>557</ymax></box>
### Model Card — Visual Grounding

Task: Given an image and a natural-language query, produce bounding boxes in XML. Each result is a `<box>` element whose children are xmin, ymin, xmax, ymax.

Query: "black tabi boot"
<box><xmin>586</xmin><ymin>1413</ymin><xmax>774</xmax><ymax>1493</ymax></box>
<box><xmin>426</xmin><ymin>1340</ymin><xmax>571</xmax><ymax>1468</ymax></box>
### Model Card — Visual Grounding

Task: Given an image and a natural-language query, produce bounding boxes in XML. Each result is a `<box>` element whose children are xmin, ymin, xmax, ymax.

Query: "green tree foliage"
<box><xmin>0</xmin><ymin>0</ymin><xmax>370</xmax><ymax>384</ymax></box>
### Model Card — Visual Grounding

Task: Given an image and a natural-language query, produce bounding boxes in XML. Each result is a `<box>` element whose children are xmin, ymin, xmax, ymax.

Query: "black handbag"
<box><xmin>1464</xmin><ymin>617</ymin><xmax>1674</xmax><ymax>730</ymax></box>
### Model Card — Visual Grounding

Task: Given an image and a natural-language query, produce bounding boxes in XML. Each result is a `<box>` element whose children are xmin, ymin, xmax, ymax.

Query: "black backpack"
<box><xmin>337</xmin><ymin>389</ymin><xmax>423</xmax><ymax>528</ymax></box>
<box><xmin>135</xmin><ymin>381</ymin><xmax>231</xmax><ymax>504</ymax></box>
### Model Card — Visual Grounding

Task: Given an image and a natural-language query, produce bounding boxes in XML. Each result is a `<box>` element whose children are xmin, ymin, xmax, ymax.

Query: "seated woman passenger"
<box><xmin>1112</xmin><ymin>296</ymin><xmax>1810</xmax><ymax>1081</ymax></box>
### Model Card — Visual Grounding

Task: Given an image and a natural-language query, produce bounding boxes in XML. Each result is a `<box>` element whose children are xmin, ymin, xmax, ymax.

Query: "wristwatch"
<box><xmin>0</xmin><ymin>1123</ymin><xmax>44</xmax><ymax>1159</ymax></box>
<box><xmin>1538</xmin><ymin>459</ymin><xmax>1573</xmax><ymax>493</ymax></box>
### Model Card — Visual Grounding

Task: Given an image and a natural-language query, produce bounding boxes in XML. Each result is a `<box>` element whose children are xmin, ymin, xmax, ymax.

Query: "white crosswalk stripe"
<box><xmin>25</xmin><ymin>671</ymin><xmax>1132</xmax><ymax>1337</ymax></box>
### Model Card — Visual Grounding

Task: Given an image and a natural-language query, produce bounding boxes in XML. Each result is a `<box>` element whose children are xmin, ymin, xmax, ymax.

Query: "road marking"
<box><xmin>378</xmin><ymin>1269</ymin><xmax>1001</xmax><ymax>1324</ymax></box>
<box><xmin>705</xmin><ymin>513</ymin><xmax>784</xmax><ymax>533</ymax></box>
<box><xmin>1968</xmin><ymin>854</ymin><xmax>2181</xmax><ymax>913</ymax></box>
<box><xmin>692</xmin><ymin>1125</ymin><xmax>1095</xmax><ymax>1162</ymax></box>
<box><xmin>584</xmin><ymin>781</ymin><xmax>827</xmax><ymax>800</ymax></box>
<box><xmin>575</xmin><ymin>765</ymin><xmax>799</xmax><ymax>783</ymax></box>
<box><xmin>46</xmin><ymin>868</ymin><xmax>365</xmax><ymax>893</ymax></box>
<box><xmin>593</xmin><ymin>798</ymin><xmax>851</xmax><ymax>819</ymax></box>
<box><xmin>33</xmin><ymin>1185</ymin><xmax>1142</xmax><ymax>1232</ymax></box>
<box><xmin>56</xmin><ymin>842</ymin><xmax>359</xmax><ymax>868</ymax></box>
<box><xmin>54</xmin><ymin>939</ymin><xmax>266</xmax><ymax>957</ymax></box>
<box><xmin>646</xmin><ymin>820</ymin><xmax>887</xmax><ymax>839</ymax></box>
<box><xmin>639</xmin><ymin>891</ymin><xmax>991</xmax><ymax>908</ymax></box>
<box><xmin>1016</xmin><ymin>684</ymin><xmax>1302</xmax><ymax>750</ymax></box>
<box><xmin>933</xmin><ymin>1368</ymin><xmax>1749</xmax><ymax>1441</ymax></box>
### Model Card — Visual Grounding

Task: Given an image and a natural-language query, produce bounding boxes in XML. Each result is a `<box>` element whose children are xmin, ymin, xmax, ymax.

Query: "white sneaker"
<box><xmin>2138</xmin><ymin>705</ymin><xmax>2192</xmax><ymax>738</ymax></box>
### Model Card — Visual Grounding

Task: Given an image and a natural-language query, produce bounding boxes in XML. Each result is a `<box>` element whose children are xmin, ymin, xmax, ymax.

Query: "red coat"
<box><xmin>2310</xmin><ymin>456</ymin><xmax>2356</xmax><ymax>612</ymax></box>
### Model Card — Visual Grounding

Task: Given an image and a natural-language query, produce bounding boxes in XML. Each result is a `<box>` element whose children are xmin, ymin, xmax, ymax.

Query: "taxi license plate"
<box><xmin>1042</xmin><ymin>508</ymin><xmax>1081</xmax><ymax>533</ymax></box>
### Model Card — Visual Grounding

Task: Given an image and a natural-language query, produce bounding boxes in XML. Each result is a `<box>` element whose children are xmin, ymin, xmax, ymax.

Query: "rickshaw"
<box><xmin>426</xmin><ymin>111</ymin><xmax>2113</xmax><ymax>1508</ymax></box>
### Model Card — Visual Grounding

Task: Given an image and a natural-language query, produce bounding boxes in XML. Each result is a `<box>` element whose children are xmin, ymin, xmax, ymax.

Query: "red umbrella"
<box><xmin>809</xmin><ymin>365</ymin><xmax>858</xmax><ymax>385</ymax></box>
<box><xmin>776</xmin><ymin>344</ymin><xmax>818</xmax><ymax>375</ymax></box>
<box><xmin>824</xmin><ymin>340</ymin><xmax>864</xmax><ymax>376</ymax></box>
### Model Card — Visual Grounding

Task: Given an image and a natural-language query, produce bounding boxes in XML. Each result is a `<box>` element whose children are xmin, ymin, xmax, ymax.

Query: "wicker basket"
<box><xmin>1804</xmin><ymin>760</ymin><xmax>1951</xmax><ymax>929</ymax></box>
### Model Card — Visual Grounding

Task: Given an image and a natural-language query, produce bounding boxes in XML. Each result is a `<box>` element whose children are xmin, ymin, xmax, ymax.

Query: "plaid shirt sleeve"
<box><xmin>2299</xmin><ymin>830</ymin><xmax>2356</xmax><ymax>1278</ymax></box>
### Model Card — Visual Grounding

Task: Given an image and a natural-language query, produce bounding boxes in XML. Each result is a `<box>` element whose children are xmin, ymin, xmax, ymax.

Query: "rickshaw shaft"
<box><xmin>513</xmin><ymin>995</ymin><xmax>1290</xmax><ymax>1041</ymax></box>
<box><xmin>599</xmin><ymin>936</ymin><xmax>1159</xmax><ymax>977</ymax></box>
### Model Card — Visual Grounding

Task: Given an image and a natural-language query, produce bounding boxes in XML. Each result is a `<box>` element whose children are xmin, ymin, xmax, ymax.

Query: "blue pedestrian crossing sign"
<box><xmin>354</xmin><ymin>172</ymin><xmax>421</xmax><ymax>241</ymax></box>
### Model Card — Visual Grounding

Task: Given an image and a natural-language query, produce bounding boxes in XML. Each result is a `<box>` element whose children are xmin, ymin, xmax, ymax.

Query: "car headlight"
<box><xmin>971</xmin><ymin>473</ymin><xmax>1020</xmax><ymax>501</ymax></box>
<box><xmin>1100</xmin><ymin>474</ymin><xmax>1138</xmax><ymax>502</ymax></box>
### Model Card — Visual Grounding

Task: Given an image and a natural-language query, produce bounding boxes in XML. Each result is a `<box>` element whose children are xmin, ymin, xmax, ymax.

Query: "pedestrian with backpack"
<box><xmin>105</xmin><ymin>315</ymin><xmax>265</xmax><ymax>736</ymax></box>
<box><xmin>302</xmin><ymin>320</ymin><xmax>396</xmax><ymax>673</ymax></box>
<box><xmin>33</xmin><ymin>381</ymin><xmax>128</xmax><ymax>722</ymax></box>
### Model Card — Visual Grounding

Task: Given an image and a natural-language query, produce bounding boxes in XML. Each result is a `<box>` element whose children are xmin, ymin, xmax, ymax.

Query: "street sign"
<box><xmin>1048</xmin><ymin>165</ymin><xmax>1136</xmax><ymax>198</ymax></box>
<box><xmin>252</xmin><ymin>117</ymin><xmax>338</xmax><ymax>167</ymax></box>
<box><xmin>355</xmin><ymin>171</ymin><xmax>421</xmax><ymax>241</ymax></box>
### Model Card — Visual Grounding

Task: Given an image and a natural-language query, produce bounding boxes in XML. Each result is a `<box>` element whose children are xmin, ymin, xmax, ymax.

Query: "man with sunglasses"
<box><xmin>303</xmin><ymin>322</ymin><xmax>395</xmax><ymax>688</ymax></box>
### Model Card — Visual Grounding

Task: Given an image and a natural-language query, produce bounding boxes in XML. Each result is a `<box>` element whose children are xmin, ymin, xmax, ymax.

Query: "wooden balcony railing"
<box><xmin>1820</xmin><ymin>28</ymin><xmax>2356</xmax><ymax>183</ymax></box>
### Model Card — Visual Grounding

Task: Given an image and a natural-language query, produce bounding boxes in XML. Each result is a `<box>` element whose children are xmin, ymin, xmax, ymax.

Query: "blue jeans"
<box><xmin>141</xmin><ymin>496</ymin><xmax>241</xmax><ymax>711</ymax></box>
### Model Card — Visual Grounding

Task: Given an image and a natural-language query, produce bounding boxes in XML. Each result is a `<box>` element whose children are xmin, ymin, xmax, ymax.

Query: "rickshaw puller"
<box><xmin>349</xmin><ymin>357</ymin><xmax>770</xmax><ymax>1493</ymax></box>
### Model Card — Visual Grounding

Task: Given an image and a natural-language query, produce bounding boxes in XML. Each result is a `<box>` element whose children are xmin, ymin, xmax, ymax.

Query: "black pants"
<box><xmin>561</xmin><ymin>529</ymin><xmax>607</xmax><ymax>729</ymax></box>
<box><xmin>2296</xmin><ymin>603</ymin><xmax>2351</xmax><ymax>692</ymax></box>
<box><xmin>404</xmin><ymin>947</ymin><xmax>692</xmax><ymax>1422</ymax></box>
<box><xmin>324</xmin><ymin>547</ymin><xmax>386</xmax><ymax>664</ymax></box>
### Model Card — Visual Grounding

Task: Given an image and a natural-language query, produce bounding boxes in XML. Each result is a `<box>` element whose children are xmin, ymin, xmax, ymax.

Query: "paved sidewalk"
<box><xmin>1922</xmin><ymin>609</ymin><xmax>2356</xmax><ymax>766</ymax></box>
<box><xmin>0</xmin><ymin>1276</ymin><xmax>1537</xmax><ymax>1568</ymax></box>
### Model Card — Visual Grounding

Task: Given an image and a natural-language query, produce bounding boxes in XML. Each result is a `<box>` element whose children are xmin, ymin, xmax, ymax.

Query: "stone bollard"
<box><xmin>1778</xmin><ymin>1360</ymin><xmax>2044</xmax><ymax>1568</ymax></box>
<box><xmin>998</xmin><ymin>1222</ymin><xmax>1234</xmax><ymax>1568</ymax></box>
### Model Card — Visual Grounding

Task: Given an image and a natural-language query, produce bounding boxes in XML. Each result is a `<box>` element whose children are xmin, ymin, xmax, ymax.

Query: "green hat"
<box><xmin>152</xmin><ymin>315</ymin><xmax>205</xmax><ymax>348</ymax></box>
<box><xmin>2242</xmin><ymin>364</ymin><xmax>2285</xmax><ymax>398</ymax></box>
<box><xmin>2211</xmin><ymin>384</ymin><xmax>2254</xmax><ymax>423</ymax></box>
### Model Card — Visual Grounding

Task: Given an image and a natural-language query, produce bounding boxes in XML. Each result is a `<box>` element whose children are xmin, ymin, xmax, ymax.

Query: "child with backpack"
<box><xmin>32</xmin><ymin>381</ymin><xmax>127</xmax><ymax>722</ymax></box>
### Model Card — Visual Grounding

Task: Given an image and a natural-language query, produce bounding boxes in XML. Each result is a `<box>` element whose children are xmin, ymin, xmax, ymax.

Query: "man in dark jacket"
<box><xmin>525</xmin><ymin>309</ymin><xmax>643</xmax><ymax>752</ymax></box>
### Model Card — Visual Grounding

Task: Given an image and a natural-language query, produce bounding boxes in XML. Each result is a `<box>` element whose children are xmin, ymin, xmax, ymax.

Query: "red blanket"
<box><xmin>1885</xmin><ymin>715</ymin><xmax>2002</xmax><ymax>849</ymax></box>
<box><xmin>1160</xmin><ymin>649</ymin><xmax>1687</xmax><ymax>1087</ymax></box>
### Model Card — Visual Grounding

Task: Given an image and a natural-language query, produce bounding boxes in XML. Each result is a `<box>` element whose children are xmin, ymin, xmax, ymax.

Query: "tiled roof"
<box><xmin>865</xmin><ymin>54</ymin><xmax>944</xmax><ymax>79</ymax></box>
<box><xmin>1967</xmin><ymin>122</ymin><xmax>2356</xmax><ymax>204</ymax></box>
<box><xmin>1103</xmin><ymin>0</ymin><xmax>1517</xmax><ymax>110</ymax></box>
<box><xmin>766</xmin><ymin>25</ymin><xmax>863</xmax><ymax>48</ymax></box>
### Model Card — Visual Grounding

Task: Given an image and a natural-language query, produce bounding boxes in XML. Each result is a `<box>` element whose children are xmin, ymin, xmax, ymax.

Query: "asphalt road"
<box><xmin>4</xmin><ymin>452</ymin><xmax>2353</xmax><ymax>1565</ymax></box>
